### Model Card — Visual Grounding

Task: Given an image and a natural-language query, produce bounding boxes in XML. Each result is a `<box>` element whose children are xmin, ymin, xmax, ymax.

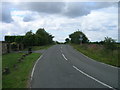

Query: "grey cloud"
<box><xmin>20</xmin><ymin>2</ymin><xmax>65</xmax><ymax>22</ymax></box>
<box><xmin>1</xmin><ymin>2</ymin><xmax>13</xmax><ymax>23</ymax></box>
<box><xmin>23</xmin><ymin>12</ymin><xmax>38</xmax><ymax>22</ymax></box>
<box><xmin>1</xmin><ymin>2</ymin><xmax>65</xmax><ymax>23</ymax></box>
<box><xmin>23</xmin><ymin>15</ymin><xmax>34</xmax><ymax>22</ymax></box>
<box><xmin>88</xmin><ymin>2</ymin><xmax>117</xmax><ymax>9</ymax></box>
<box><xmin>63</xmin><ymin>2</ymin><xmax>90</xmax><ymax>17</ymax></box>
<box><xmin>63</xmin><ymin>2</ymin><xmax>117</xmax><ymax>18</ymax></box>
<box><xmin>17</xmin><ymin>2</ymin><xmax>117</xmax><ymax>18</ymax></box>
<box><xmin>16</xmin><ymin>2</ymin><xmax>65</xmax><ymax>14</ymax></box>
<box><xmin>1</xmin><ymin>2</ymin><xmax>117</xmax><ymax>23</ymax></box>
<box><xmin>2</xmin><ymin>10</ymin><xmax>13</xmax><ymax>23</ymax></box>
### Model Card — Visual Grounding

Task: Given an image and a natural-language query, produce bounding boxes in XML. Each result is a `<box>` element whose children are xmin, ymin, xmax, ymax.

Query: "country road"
<box><xmin>31</xmin><ymin>44</ymin><xmax>119</xmax><ymax>89</ymax></box>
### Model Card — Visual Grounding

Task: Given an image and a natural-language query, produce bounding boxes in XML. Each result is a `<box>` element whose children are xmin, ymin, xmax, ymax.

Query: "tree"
<box><xmin>69</xmin><ymin>31</ymin><xmax>89</xmax><ymax>44</ymax></box>
<box><xmin>103</xmin><ymin>37</ymin><xmax>116</xmax><ymax>50</ymax></box>
<box><xmin>35</xmin><ymin>28</ymin><xmax>54</xmax><ymax>45</ymax></box>
<box><xmin>48</xmin><ymin>34</ymin><xmax>54</xmax><ymax>44</ymax></box>
<box><xmin>65</xmin><ymin>38</ymin><xmax>70</xmax><ymax>43</ymax></box>
<box><xmin>5</xmin><ymin>28</ymin><xmax>54</xmax><ymax>47</ymax></box>
<box><xmin>15</xmin><ymin>36</ymin><xmax>24</xmax><ymax>44</ymax></box>
<box><xmin>23</xmin><ymin>30</ymin><xmax>35</xmax><ymax>46</ymax></box>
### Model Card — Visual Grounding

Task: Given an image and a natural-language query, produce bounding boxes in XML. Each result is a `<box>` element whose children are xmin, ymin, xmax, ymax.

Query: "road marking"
<box><xmin>62</xmin><ymin>54</ymin><xmax>68</xmax><ymax>61</ymax></box>
<box><xmin>61</xmin><ymin>46</ymin><xmax>62</xmax><ymax>49</ymax></box>
<box><xmin>74</xmin><ymin>49</ymin><xmax>118</xmax><ymax>69</ymax></box>
<box><xmin>72</xmin><ymin>65</ymin><xmax>116</xmax><ymax>90</ymax></box>
<box><xmin>31</xmin><ymin>55</ymin><xmax>43</xmax><ymax>81</ymax></box>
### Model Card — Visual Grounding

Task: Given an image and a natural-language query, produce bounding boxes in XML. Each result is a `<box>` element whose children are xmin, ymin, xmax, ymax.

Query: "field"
<box><xmin>71</xmin><ymin>44</ymin><xmax>119</xmax><ymax>67</ymax></box>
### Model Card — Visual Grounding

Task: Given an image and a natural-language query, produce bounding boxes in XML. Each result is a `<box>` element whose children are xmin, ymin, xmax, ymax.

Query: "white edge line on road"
<box><xmin>62</xmin><ymin>54</ymin><xmax>68</xmax><ymax>61</ymax></box>
<box><xmin>31</xmin><ymin>55</ymin><xmax>43</xmax><ymax>81</ymax></box>
<box><xmin>74</xmin><ymin>48</ymin><xmax>118</xmax><ymax>69</ymax></box>
<box><xmin>72</xmin><ymin>65</ymin><xmax>116</xmax><ymax>90</ymax></box>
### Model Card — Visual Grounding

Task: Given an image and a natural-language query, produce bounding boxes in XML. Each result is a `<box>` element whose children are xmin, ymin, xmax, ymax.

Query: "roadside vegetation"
<box><xmin>5</xmin><ymin>28</ymin><xmax>54</xmax><ymax>47</ymax></box>
<box><xmin>71</xmin><ymin>44</ymin><xmax>119</xmax><ymax>67</ymax></box>
<box><xmin>65</xmin><ymin>30</ymin><xmax>119</xmax><ymax>67</ymax></box>
<box><xmin>2</xmin><ymin>28</ymin><xmax>54</xmax><ymax>88</ymax></box>
<box><xmin>22</xmin><ymin>44</ymin><xmax>53</xmax><ymax>51</ymax></box>
<box><xmin>2</xmin><ymin>52</ymin><xmax>41</xmax><ymax>88</ymax></box>
<box><xmin>5</xmin><ymin>28</ymin><xmax>55</xmax><ymax>53</ymax></box>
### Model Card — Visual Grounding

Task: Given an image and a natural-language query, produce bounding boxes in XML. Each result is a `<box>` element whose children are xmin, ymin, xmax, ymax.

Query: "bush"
<box><xmin>103</xmin><ymin>37</ymin><xmax>116</xmax><ymax>50</ymax></box>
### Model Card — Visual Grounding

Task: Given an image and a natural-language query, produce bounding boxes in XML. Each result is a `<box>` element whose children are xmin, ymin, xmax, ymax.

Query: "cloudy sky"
<box><xmin>0</xmin><ymin>1</ymin><xmax>118</xmax><ymax>42</ymax></box>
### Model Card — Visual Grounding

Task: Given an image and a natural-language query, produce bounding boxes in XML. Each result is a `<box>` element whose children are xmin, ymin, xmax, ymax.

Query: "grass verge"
<box><xmin>71</xmin><ymin>44</ymin><xmax>119</xmax><ymax>67</ymax></box>
<box><xmin>2</xmin><ymin>52</ymin><xmax>41</xmax><ymax>88</ymax></box>
<box><xmin>22</xmin><ymin>44</ymin><xmax>53</xmax><ymax>51</ymax></box>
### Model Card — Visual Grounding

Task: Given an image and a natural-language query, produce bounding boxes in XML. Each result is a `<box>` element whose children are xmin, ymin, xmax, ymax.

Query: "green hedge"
<box><xmin>5</xmin><ymin>36</ymin><xmax>25</xmax><ymax>43</ymax></box>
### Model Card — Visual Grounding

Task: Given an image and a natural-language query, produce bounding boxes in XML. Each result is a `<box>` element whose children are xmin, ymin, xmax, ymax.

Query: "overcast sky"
<box><xmin>0</xmin><ymin>1</ymin><xmax>118</xmax><ymax>42</ymax></box>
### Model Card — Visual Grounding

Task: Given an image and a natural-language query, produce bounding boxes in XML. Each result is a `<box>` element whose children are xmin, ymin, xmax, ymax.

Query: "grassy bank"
<box><xmin>71</xmin><ymin>44</ymin><xmax>119</xmax><ymax>67</ymax></box>
<box><xmin>32</xmin><ymin>45</ymin><xmax>52</xmax><ymax>51</ymax></box>
<box><xmin>2</xmin><ymin>52</ymin><xmax>41</xmax><ymax>88</ymax></box>
<box><xmin>22</xmin><ymin>44</ymin><xmax>53</xmax><ymax>51</ymax></box>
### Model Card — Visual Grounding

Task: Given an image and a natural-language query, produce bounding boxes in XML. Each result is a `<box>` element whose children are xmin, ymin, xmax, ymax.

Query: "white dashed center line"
<box><xmin>60</xmin><ymin>46</ymin><xmax>115</xmax><ymax>89</ymax></box>
<box><xmin>72</xmin><ymin>65</ymin><xmax>116</xmax><ymax>90</ymax></box>
<box><xmin>62</xmin><ymin>54</ymin><xmax>68</xmax><ymax>61</ymax></box>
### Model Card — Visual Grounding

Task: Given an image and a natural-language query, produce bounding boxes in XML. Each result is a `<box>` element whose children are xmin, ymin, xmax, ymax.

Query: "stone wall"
<box><xmin>1</xmin><ymin>42</ymin><xmax>8</xmax><ymax>54</ymax></box>
<box><xmin>1</xmin><ymin>41</ymin><xmax>24</xmax><ymax>54</ymax></box>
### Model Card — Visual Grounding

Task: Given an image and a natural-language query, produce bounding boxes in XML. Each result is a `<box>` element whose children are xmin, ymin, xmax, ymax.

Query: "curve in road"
<box><xmin>31</xmin><ymin>45</ymin><xmax>119</xmax><ymax>89</ymax></box>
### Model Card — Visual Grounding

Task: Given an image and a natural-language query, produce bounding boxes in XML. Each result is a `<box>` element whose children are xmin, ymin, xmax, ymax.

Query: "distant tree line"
<box><xmin>5</xmin><ymin>28</ymin><xmax>54</xmax><ymax>47</ymax></box>
<box><xmin>65</xmin><ymin>30</ymin><xmax>118</xmax><ymax>50</ymax></box>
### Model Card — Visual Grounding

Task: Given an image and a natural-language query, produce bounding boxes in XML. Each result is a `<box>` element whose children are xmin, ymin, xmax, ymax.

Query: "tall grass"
<box><xmin>71</xmin><ymin>44</ymin><xmax>119</xmax><ymax>67</ymax></box>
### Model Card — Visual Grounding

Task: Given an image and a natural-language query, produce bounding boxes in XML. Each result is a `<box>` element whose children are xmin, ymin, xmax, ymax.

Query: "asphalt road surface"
<box><xmin>31</xmin><ymin>44</ymin><xmax>119</xmax><ymax>89</ymax></box>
